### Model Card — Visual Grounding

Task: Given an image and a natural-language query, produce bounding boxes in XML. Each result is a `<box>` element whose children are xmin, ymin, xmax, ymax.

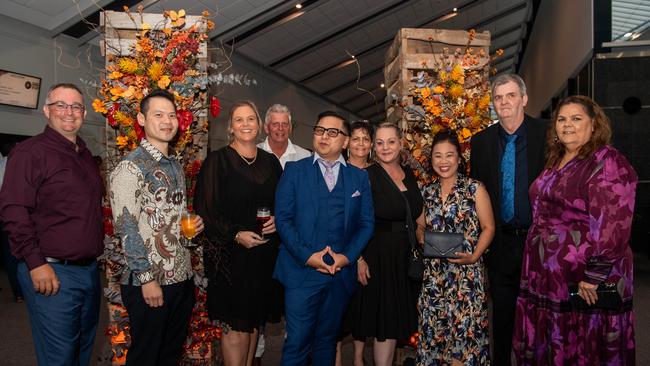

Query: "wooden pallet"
<box><xmin>384</xmin><ymin>28</ymin><xmax>491</xmax><ymax>128</ymax></box>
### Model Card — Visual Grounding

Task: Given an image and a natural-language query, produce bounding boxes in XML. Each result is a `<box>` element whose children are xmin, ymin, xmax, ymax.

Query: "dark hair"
<box><xmin>431</xmin><ymin>129</ymin><xmax>467</xmax><ymax>174</ymax></box>
<box><xmin>140</xmin><ymin>89</ymin><xmax>176</xmax><ymax>115</ymax></box>
<box><xmin>45</xmin><ymin>83</ymin><xmax>84</xmax><ymax>104</ymax></box>
<box><xmin>545</xmin><ymin>95</ymin><xmax>612</xmax><ymax>168</ymax></box>
<box><xmin>350</xmin><ymin>121</ymin><xmax>375</xmax><ymax>142</ymax></box>
<box><xmin>317</xmin><ymin>110</ymin><xmax>350</xmax><ymax>135</ymax></box>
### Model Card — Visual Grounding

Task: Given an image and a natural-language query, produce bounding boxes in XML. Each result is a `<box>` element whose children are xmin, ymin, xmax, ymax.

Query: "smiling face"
<box><xmin>492</xmin><ymin>80</ymin><xmax>527</xmax><ymax>123</ymax></box>
<box><xmin>230</xmin><ymin>105</ymin><xmax>260</xmax><ymax>143</ymax></box>
<box><xmin>348</xmin><ymin>128</ymin><xmax>372</xmax><ymax>161</ymax></box>
<box><xmin>264</xmin><ymin>111</ymin><xmax>291</xmax><ymax>145</ymax></box>
<box><xmin>431</xmin><ymin>141</ymin><xmax>460</xmax><ymax>179</ymax></box>
<box><xmin>555</xmin><ymin>102</ymin><xmax>594</xmax><ymax>153</ymax></box>
<box><xmin>313</xmin><ymin>116</ymin><xmax>348</xmax><ymax>160</ymax></box>
<box><xmin>43</xmin><ymin>86</ymin><xmax>86</xmax><ymax>142</ymax></box>
<box><xmin>137</xmin><ymin>96</ymin><xmax>178</xmax><ymax>147</ymax></box>
<box><xmin>374</xmin><ymin>126</ymin><xmax>401</xmax><ymax>164</ymax></box>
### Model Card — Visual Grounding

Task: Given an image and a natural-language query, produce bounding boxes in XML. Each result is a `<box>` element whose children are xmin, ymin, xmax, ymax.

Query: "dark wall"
<box><xmin>594</xmin><ymin>56</ymin><xmax>650</xmax><ymax>253</ymax></box>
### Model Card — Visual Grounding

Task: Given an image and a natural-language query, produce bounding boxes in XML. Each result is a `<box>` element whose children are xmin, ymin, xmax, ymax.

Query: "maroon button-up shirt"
<box><xmin>0</xmin><ymin>126</ymin><xmax>103</xmax><ymax>270</ymax></box>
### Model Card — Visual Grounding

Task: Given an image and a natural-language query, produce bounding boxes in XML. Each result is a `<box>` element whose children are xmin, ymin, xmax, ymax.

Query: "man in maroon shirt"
<box><xmin>0</xmin><ymin>83</ymin><xmax>103</xmax><ymax>366</ymax></box>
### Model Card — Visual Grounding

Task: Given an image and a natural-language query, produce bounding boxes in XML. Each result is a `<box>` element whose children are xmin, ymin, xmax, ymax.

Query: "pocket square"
<box><xmin>351</xmin><ymin>190</ymin><xmax>361</xmax><ymax>197</ymax></box>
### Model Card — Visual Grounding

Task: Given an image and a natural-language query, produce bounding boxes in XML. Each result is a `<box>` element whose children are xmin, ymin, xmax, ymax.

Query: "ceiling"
<box><xmin>0</xmin><ymin>0</ymin><xmax>540</xmax><ymax>122</ymax></box>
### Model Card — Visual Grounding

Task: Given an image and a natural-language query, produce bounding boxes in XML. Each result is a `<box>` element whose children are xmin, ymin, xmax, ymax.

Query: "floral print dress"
<box><xmin>512</xmin><ymin>146</ymin><xmax>637</xmax><ymax>365</ymax></box>
<box><xmin>418</xmin><ymin>175</ymin><xmax>490</xmax><ymax>365</ymax></box>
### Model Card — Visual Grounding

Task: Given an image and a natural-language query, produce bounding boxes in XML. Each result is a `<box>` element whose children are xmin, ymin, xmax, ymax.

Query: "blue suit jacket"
<box><xmin>273</xmin><ymin>156</ymin><xmax>374</xmax><ymax>292</ymax></box>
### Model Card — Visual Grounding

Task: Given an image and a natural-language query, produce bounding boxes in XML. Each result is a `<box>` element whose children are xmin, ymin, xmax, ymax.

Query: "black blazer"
<box><xmin>469</xmin><ymin>114</ymin><xmax>548</xmax><ymax>227</ymax></box>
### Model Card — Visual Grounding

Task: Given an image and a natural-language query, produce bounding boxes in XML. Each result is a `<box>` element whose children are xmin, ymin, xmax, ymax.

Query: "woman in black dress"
<box><xmin>345</xmin><ymin>123</ymin><xmax>424</xmax><ymax>366</ymax></box>
<box><xmin>194</xmin><ymin>100</ymin><xmax>283</xmax><ymax>366</ymax></box>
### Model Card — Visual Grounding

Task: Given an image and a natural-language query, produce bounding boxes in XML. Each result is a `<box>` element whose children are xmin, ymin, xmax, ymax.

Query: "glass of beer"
<box><xmin>180</xmin><ymin>209</ymin><xmax>197</xmax><ymax>240</ymax></box>
<box><xmin>256</xmin><ymin>207</ymin><xmax>271</xmax><ymax>239</ymax></box>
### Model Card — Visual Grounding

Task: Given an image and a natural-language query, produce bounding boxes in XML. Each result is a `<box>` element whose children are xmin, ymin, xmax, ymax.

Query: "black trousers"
<box><xmin>121</xmin><ymin>279</ymin><xmax>195</xmax><ymax>366</ymax></box>
<box><xmin>486</xmin><ymin>228</ymin><xmax>527</xmax><ymax>366</ymax></box>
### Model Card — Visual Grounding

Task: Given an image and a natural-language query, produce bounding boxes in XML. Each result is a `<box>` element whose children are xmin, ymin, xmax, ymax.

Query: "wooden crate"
<box><xmin>384</xmin><ymin>28</ymin><xmax>491</xmax><ymax>128</ymax></box>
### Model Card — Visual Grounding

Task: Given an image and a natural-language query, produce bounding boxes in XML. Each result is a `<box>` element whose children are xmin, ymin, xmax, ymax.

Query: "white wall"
<box><xmin>519</xmin><ymin>0</ymin><xmax>594</xmax><ymax>116</ymax></box>
<box><xmin>0</xmin><ymin>14</ymin><xmax>106</xmax><ymax>154</ymax></box>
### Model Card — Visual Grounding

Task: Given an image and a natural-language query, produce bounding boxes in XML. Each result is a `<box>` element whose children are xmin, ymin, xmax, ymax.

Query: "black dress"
<box><xmin>344</xmin><ymin>163</ymin><xmax>423</xmax><ymax>341</ymax></box>
<box><xmin>194</xmin><ymin>146</ymin><xmax>283</xmax><ymax>332</ymax></box>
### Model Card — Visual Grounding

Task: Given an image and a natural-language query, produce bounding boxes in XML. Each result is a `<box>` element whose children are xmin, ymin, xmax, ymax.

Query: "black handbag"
<box><xmin>423</xmin><ymin>231</ymin><xmax>464</xmax><ymax>258</ymax></box>
<box><xmin>568</xmin><ymin>282</ymin><xmax>623</xmax><ymax>311</ymax></box>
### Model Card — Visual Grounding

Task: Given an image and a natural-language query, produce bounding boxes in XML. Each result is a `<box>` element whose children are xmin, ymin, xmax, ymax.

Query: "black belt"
<box><xmin>500</xmin><ymin>226</ymin><xmax>529</xmax><ymax>237</ymax></box>
<box><xmin>375</xmin><ymin>220</ymin><xmax>409</xmax><ymax>232</ymax></box>
<box><xmin>45</xmin><ymin>257</ymin><xmax>96</xmax><ymax>266</ymax></box>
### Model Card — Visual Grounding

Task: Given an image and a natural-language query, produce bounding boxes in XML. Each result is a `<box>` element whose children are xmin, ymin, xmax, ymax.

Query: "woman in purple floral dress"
<box><xmin>418</xmin><ymin>130</ymin><xmax>495</xmax><ymax>365</ymax></box>
<box><xmin>512</xmin><ymin>95</ymin><xmax>637</xmax><ymax>365</ymax></box>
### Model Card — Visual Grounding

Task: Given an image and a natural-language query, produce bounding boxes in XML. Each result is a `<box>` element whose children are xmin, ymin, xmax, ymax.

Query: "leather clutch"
<box><xmin>423</xmin><ymin>231</ymin><xmax>464</xmax><ymax>258</ymax></box>
<box><xmin>568</xmin><ymin>282</ymin><xmax>623</xmax><ymax>311</ymax></box>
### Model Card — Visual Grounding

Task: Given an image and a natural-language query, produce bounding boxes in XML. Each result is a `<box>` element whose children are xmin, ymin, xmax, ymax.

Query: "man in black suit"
<box><xmin>470</xmin><ymin>74</ymin><xmax>547</xmax><ymax>366</ymax></box>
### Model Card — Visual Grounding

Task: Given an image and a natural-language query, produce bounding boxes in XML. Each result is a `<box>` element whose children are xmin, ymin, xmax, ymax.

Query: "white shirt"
<box><xmin>258</xmin><ymin>137</ymin><xmax>312</xmax><ymax>169</ymax></box>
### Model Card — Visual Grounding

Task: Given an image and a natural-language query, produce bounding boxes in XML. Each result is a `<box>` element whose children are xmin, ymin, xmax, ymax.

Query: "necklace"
<box><xmin>232</xmin><ymin>145</ymin><xmax>257</xmax><ymax>165</ymax></box>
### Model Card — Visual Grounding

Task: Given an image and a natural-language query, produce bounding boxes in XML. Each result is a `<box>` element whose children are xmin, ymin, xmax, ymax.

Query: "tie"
<box><xmin>500</xmin><ymin>134</ymin><xmax>517</xmax><ymax>223</ymax></box>
<box><xmin>319</xmin><ymin>158</ymin><xmax>338</xmax><ymax>192</ymax></box>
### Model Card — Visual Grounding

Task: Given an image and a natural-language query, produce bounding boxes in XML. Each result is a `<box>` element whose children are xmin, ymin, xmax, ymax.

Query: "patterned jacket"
<box><xmin>110</xmin><ymin>139</ymin><xmax>193</xmax><ymax>286</ymax></box>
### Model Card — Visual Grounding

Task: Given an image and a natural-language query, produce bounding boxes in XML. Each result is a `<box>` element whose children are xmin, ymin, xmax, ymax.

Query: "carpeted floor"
<box><xmin>1</xmin><ymin>254</ymin><xmax>649</xmax><ymax>365</ymax></box>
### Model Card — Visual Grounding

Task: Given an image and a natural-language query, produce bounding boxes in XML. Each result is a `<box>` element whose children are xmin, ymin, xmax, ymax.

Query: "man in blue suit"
<box><xmin>274</xmin><ymin>111</ymin><xmax>374</xmax><ymax>365</ymax></box>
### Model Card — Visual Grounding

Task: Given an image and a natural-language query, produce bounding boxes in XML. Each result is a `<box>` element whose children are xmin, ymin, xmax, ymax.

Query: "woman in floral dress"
<box><xmin>512</xmin><ymin>95</ymin><xmax>637</xmax><ymax>365</ymax></box>
<box><xmin>418</xmin><ymin>129</ymin><xmax>495</xmax><ymax>365</ymax></box>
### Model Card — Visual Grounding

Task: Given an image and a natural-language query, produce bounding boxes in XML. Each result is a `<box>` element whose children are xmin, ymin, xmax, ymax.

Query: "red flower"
<box><xmin>103</xmin><ymin>219</ymin><xmax>114</xmax><ymax>236</ymax></box>
<box><xmin>177</xmin><ymin>110</ymin><xmax>193</xmax><ymax>133</ymax></box>
<box><xmin>133</xmin><ymin>122</ymin><xmax>145</xmax><ymax>141</ymax></box>
<box><xmin>210</xmin><ymin>96</ymin><xmax>221</xmax><ymax>117</ymax></box>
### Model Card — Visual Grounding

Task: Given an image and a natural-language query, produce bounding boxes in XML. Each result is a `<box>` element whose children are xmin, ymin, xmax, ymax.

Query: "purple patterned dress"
<box><xmin>512</xmin><ymin>146</ymin><xmax>637</xmax><ymax>365</ymax></box>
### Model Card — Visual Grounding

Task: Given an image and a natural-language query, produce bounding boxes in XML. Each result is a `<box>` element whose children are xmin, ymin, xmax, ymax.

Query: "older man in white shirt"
<box><xmin>258</xmin><ymin>104</ymin><xmax>311</xmax><ymax>169</ymax></box>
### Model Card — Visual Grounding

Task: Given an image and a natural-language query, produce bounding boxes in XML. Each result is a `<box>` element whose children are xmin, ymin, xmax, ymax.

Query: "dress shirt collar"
<box><xmin>140</xmin><ymin>138</ymin><xmax>177</xmax><ymax>162</ymax></box>
<box><xmin>261</xmin><ymin>137</ymin><xmax>298</xmax><ymax>157</ymax></box>
<box><xmin>312</xmin><ymin>152</ymin><xmax>347</xmax><ymax>166</ymax></box>
<box><xmin>43</xmin><ymin>125</ymin><xmax>87</xmax><ymax>153</ymax></box>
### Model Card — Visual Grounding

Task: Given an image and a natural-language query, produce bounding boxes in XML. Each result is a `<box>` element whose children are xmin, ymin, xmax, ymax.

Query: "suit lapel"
<box><xmin>342</xmin><ymin>165</ymin><xmax>352</xmax><ymax>232</ymax></box>
<box><xmin>487</xmin><ymin>126</ymin><xmax>501</xmax><ymax>203</ymax></box>
<box><xmin>309</xmin><ymin>160</ymin><xmax>320</xmax><ymax>214</ymax></box>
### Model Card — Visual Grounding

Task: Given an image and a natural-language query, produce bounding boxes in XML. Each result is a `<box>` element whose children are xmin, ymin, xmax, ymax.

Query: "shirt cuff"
<box><xmin>136</xmin><ymin>270</ymin><xmax>155</xmax><ymax>284</ymax></box>
<box><xmin>24</xmin><ymin>252</ymin><xmax>46</xmax><ymax>270</ymax></box>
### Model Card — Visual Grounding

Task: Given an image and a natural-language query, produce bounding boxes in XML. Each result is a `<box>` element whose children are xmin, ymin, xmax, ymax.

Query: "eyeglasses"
<box><xmin>313</xmin><ymin>126</ymin><xmax>348</xmax><ymax>137</ymax></box>
<box><xmin>47</xmin><ymin>101</ymin><xmax>85</xmax><ymax>114</ymax></box>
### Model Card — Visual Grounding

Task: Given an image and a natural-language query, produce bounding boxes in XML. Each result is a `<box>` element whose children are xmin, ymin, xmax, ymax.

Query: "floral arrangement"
<box><xmin>400</xmin><ymin>30</ymin><xmax>503</xmax><ymax>184</ymax></box>
<box><xmin>92</xmin><ymin>7</ymin><xmax>217</xmax><ymax>161</ymax></box>
<box><xmin>93</xmin><ymin>7</ymin><xmax>235</xmax><ymax>364</ymax></box>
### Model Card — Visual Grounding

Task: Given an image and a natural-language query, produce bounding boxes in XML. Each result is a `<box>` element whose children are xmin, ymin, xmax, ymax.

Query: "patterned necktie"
<box><xmin>319</xmin><ymin>158</ymin><xmax>338</xmax><ymax>192</ymax></box>
<box><xmin>500</xmin><ymin>134</ymin><xmax>518</xmax><ymax>223</ymax></box>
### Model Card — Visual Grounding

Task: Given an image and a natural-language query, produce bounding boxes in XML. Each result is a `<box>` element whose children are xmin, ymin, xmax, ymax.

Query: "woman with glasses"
<box><xmin>194</xmin><ymin>100</ymin><xmax>283</xmax><ymax>366</ymax></box>
<box><xmin>343</xmin><ymin>123</ymin><xmax>424</xmax><ymax>366</ymax></box>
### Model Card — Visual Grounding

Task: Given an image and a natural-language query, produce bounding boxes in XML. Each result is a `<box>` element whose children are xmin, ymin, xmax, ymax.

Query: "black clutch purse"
<box><xmin>423</xmin><ymin>231</ymin><xmax>464</xmax><ymax>258</ymax></box>
<box><xmin>568</xmin><ymin>282</ymin><xmax>622</xmax><ymax>311</ymax></box>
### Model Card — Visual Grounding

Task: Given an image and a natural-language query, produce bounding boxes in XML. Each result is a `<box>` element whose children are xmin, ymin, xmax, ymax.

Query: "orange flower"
<box><xmin>118</xmin><ymin>58</ymin><xmax>138</xmax><ymax>73</ymax></box>
<box><xmin>438</xmin><ymin>70</ymin><xmax>448</xmax><ymax>82</ymax></box>
<box><xmin>459</xmin><ymin>128</ymin><xmax>472</xmax><ymax>142</ymax></box>
<box><xmin>464</xmin><ymin>102</ymin><xmax>476</xmax><ymax>117</ymax></box>
<box><xmin>108</xmin><ymin>71</ymin><xmax>123</xmax><ymax>80</ymax></box>
<box><xmin>433</xmin><ymin>85</ymin><xmax>445</xmax><ymax>94</ymax></box>
<box><xmin>92</xmin><ymin>99</ymin><xmax>107</xmax><ymax>114</ymax></box>
<box><xmin>450</xmin><ymin>64</ymin><xmax>464</xmax><ymax>82</ymax></box>
<box><xmin>116</xmin><ymin>135</ymin><xmax>129</xmax><ymax>149</ymax></box>
<box><xmin>448</xmin><ymin>84</ymin><xmax>464</xmax><ymax>99</ymax></box>
<box><xmin>419</xmin><ymin>87</ymin><xmax>431</xmax><ymax>99</ymax></box>
<box><xmin>478</xmin><ymin>93</ymin><xmax>491</xmax><ymax>110</ymax></box>
<box><xmin>147</xmin><ymin>62</ymin><xmax>164</xmax><ymax>81</ymax></box>
<box><xmin>157</xmin><ymin>75</ymin><xmax>171</xmax><ymax>89</ymax></box>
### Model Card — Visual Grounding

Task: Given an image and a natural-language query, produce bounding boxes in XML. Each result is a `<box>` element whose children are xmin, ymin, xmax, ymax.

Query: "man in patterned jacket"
<box><xmin>110</xmin><ymin>89</ymin><xmax>204</xmax><ymax>366</ymax></box>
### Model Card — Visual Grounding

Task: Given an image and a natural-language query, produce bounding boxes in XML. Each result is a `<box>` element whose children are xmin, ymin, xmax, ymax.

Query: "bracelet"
<box><xmin>357</xmin><ymin>256</ymin><xmax>364</xmax><ymax>263</ymax></box>
<box><xmin>235</xmin><ymin>231</ymin><xmax>241</xmax><ymax>244</ymax></box>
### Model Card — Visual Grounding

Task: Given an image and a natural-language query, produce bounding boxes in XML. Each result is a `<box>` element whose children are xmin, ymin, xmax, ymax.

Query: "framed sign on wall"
<box><xmin>0</xmin><ymin>70</ymin><xmax>41</xmax><ymax>109</ymax></box>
